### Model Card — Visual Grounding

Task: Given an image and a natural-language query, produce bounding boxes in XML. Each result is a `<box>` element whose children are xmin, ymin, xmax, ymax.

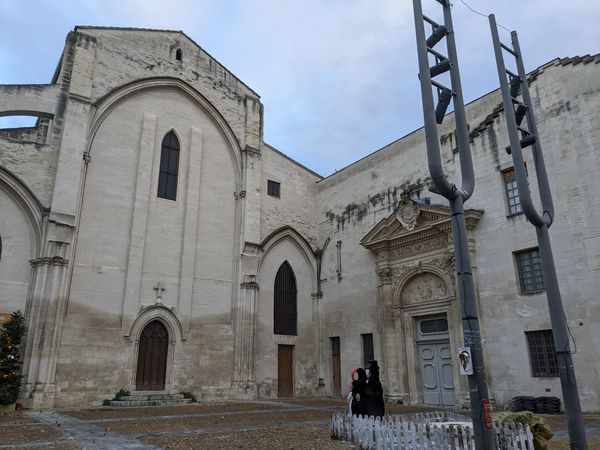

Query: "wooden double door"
<box><xmin>136</xmin><ymin>320</ymin><xmax>169</xmax><ymax>391</ymax></box>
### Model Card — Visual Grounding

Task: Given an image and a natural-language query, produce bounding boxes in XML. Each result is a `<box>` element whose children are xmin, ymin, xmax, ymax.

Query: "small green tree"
<box><xmin>0</xmin><ymin>311</ymin><xmax>27</xmax><ymax>405</ymax></box>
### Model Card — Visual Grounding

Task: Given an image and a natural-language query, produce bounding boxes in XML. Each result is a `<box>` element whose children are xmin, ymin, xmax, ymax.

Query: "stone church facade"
<box><xmin>0</xmin><ymin>27</ymin><xmax>599</xmax><ymax>411</ymax></box>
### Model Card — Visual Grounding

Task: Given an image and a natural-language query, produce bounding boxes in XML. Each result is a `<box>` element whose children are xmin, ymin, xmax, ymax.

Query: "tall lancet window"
<box><xmin>274</xmin><ymin>261</ymin><xmax>297</xmax><ymax>335</ymax></box>
<box><xmin>157</xmin><ymin>131</ymin><xmax>180</xmax><ymax>201</ymax></box>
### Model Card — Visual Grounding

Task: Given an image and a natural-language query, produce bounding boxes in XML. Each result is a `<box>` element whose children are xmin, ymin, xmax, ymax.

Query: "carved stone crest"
<box><xmin>430</xmin><ymin>254</ymin><xmax>456</xmax><ymax>286</ymax></box>
<box><xmin>395</xmin><ymin>201</ymin><xmax>419</xmax><ymax>231</ymax></box>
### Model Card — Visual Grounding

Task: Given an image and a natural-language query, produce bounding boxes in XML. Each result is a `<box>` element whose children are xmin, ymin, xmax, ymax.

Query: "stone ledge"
<box><xmin>109</xmin><ymin>398</ymin><xmax>192</xmax><ymax>407</ymax></box>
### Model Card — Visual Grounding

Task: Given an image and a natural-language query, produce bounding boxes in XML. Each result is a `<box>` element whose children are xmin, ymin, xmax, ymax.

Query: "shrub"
<box><xmin>181</xmin><ymin>391</ymin><xmax>197</xmax><ymax>402</ymax></box>
<box><xmin>0</xmin><ymin>311</ymin><xmax>27</xmax><ymax>405</ymax></box>
<box><xmin>112</xmin><ymin>388</ymin><xmax>130</xmax><ymax>401</ymax></box>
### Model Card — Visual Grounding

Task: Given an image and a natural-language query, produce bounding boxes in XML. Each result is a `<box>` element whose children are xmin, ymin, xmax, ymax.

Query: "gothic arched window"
<box><xmin>274</xmin><ymin>261</ymin><xmax>297</xmax><ymax>335</ymax></box>
<box><xmin>157</xmin><ymin>131</ymin><xmax>180</xmax><ymax>201</ymax></box>
<box><xmin>176</xmin><ymin>48</ymin><xmax>183</xmax><ymax>61</ymax></box>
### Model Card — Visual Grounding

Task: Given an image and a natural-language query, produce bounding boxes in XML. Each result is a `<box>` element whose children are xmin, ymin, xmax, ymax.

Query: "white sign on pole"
<box><xmin>458</xmin><ymin>347</ymin><xmax>473</xmax><ymax>375</ymax></box>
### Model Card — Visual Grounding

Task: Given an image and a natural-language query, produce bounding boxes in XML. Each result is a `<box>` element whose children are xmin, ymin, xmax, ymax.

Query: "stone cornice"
<box><xmin>361</xmin><ymin>202</ymin><xmax>483</xmax><ymax>253</ymax></box>
<box><xmin>30</xmin><ymin>256</ymin><xmax>69</xmax><ymax>267</ymax></box>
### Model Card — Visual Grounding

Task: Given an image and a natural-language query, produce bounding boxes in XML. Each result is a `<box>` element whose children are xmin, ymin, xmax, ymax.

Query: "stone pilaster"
<box><xmin>22</xmin><ymin>222</ymin><xmax>73</xmax><ymax>409</ymax></box>
<box><xmin>311</xmin><ymin>292</ymin><xmax>325</xmax><ymax>393</ymax></box>
<box><xmin>230</xmin><ymin>274</ymin><xmax>259</xmax><ymax>399</ymax></box>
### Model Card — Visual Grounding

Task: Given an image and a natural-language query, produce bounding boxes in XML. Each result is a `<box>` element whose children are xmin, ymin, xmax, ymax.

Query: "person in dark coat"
<box><xmin>365</xmin><ymin>360</ymin><xmax>385</xmax><ymax>418</ymax></box>
<box><xmin>351</xmin><ymin>368</ymin><xmax>368</xmax><ymax>417</ymax></box>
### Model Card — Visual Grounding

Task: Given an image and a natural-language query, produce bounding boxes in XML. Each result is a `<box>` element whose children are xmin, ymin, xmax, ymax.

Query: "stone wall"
<box><xmin>315</xmin><ymin>56</ymin><xmax>600</xmax><ymax>411</ymax></box>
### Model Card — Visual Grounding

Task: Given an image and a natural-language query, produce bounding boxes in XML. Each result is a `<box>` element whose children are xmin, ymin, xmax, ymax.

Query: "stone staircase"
<box><xmin>109</xmin><ymin>392</ymin><xmax>192</xmax><ymax>407</ymax></box>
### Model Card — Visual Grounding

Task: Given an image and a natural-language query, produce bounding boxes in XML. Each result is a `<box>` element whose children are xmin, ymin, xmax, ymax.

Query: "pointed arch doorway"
<box><xmin>136</xmin><ymin>320</ymin><xmax>169</xmax><ymax>391</ymax></box>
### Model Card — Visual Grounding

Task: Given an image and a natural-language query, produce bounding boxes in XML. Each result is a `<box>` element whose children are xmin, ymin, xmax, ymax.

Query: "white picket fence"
<box><xmin>330</xmin><ymin>412</ymin><xmax>535</xmax><ymax>449</ymax></box>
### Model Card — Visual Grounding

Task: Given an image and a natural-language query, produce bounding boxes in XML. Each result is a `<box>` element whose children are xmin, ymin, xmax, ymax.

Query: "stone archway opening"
<box><xmin>361</xmin><ymin>201</ymin><xmax>482</xmax><ymax>407</ymax></box>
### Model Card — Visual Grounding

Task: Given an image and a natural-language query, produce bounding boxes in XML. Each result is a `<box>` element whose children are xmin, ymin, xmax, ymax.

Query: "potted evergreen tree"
<box><xmin>0</xmin><ymin>311</ymin><xmax>26</xmax><ymax>414</ymax></box>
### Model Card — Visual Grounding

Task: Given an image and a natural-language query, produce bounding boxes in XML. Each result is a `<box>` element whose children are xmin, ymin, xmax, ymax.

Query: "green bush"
<box><xmin>0</xmin><ymin>311</ymin><xmax>27</xmax><ymax>405</ymax></box>
<box><xmin>112</xmin><ymin>388</ymin><xmax>130</xmax><ymax>401</ymax></box>
<box><xmin>493</xmin><ymin>410</ymin><xmax>553</xmax><ymax>450</ymax></box>
<box><xmin>181</xmin><ymin>391</ymin><xmax>197</xmax><ymax>402</ymax></box>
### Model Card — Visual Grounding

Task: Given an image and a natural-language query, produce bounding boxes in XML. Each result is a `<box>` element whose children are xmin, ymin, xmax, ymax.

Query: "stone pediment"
<box><xmin>360</xmin><ymin>201</ymin><xmax>483</xmax><ymax>253</ymax></box>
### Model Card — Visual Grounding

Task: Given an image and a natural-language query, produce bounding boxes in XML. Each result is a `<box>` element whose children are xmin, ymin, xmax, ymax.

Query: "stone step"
<box><xmin>120</xmin><ymin>393</ymin><xmax>185</xmax><ymax>401</ymax></box>
<box><xmin>109</xmin><ymin>398</ymin><xmax>192</xmax><ymax>407</ymax></box>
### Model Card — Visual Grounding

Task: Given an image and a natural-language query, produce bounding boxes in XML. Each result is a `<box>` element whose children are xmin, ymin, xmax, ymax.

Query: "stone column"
<box><xmin>311</xmin><ymin>292</ymin><xmax>325</xmax><ymax>393</ymax></box>
<box><xmin>22</xmin><ymin>223</ymin><xmax>73</xmax><ymax>409</ymax></box>
<box><xmin>230</xmin><ymin>275</ymin><xmax>259</xmax><ymax>399</ymax></box>
<box><xmin>377</xmin><ymin>266</ymin><xmax>410</xmax><ymax>404</ymax></box>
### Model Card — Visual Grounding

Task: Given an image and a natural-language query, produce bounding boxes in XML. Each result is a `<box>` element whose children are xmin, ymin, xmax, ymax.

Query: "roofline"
<box><xmin>73</xmin><ymin>26</ymin><xmax>261</xmax><ymax>98</ymax></box>
<box><xmin>263</xmin><ymin>142</ymin><xmax>323</xmax><ymax>179</ymax></box>
<box><xmin>317</xmin><ymin>53</ymin><xmax>599</xmax><ymax>183</ymax></box>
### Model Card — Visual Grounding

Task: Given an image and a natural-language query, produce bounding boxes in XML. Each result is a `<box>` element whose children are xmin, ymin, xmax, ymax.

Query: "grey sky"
<box><xmin>1</xmin><ymin>0</ymin><xmax>598</xmax><ymax>176</ymax></box>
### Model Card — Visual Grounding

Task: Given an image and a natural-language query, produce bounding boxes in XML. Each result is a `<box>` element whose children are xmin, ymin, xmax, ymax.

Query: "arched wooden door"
<box><xmin>136</xmin><ymin>320</ymin><xmax>169</xmax><ymax>391</ymax></box>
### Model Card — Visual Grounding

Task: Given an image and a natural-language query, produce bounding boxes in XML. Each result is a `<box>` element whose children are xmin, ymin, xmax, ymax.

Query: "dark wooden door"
<box><xmin>332</xmin><ymin>355</ymin><xmax>341</xmax><ymax>397</ymax></box>
<box><xmin>278</xmin><ymin>345</ymin><xmax>294</xmax><ymax>397</ymax></box>
<box><xmin>331</xmin><ymin>336</ymin><xmax>341</xmax><ymax>397</ymax></box>
<box><xmin>136</xmin><ymin>320</ymin><xmax>168</xmax><ymax>391</ymax></box>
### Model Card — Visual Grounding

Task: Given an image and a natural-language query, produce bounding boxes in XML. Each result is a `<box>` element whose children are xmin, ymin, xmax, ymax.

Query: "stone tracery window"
<box><xmin>274</xmin><ymin>261</ymin><xmax>297</xmax><ymax>335</ymax></box>
<box><xmin>157</xmin><ymin>131</ymin><xmax>180</xmax><ymax>201</ymax></box>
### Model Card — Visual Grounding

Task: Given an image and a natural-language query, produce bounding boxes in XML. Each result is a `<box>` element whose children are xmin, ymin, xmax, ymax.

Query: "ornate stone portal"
<box><xmin>360</xmin><ymin>200</ymin><xmax>482</xmax><ymax>406</ymax></box>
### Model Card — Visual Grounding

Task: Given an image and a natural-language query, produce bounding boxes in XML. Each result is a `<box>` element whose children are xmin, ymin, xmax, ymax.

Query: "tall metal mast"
<box><xmin>489</xmin><ymin>15</ymin><xmax>588</xmax><ymax>449</ymax></box>
<box><xmin>412</xmin><ymin>1</ymin><xmax>495</xmax><ymax>448</ymax></box>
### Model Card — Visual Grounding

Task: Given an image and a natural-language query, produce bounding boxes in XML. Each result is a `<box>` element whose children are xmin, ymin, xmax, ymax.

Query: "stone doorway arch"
<box><xmin>360</xmin><ymin>201</ymin><xmax>482</xmax><ymax>407</ymax></box>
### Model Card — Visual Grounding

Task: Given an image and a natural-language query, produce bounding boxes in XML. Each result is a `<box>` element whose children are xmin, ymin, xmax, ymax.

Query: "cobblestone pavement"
<box><xmin>0</xmin><ymin>399</ymin><xmax>598</xmax><ymax>449</ymax></box>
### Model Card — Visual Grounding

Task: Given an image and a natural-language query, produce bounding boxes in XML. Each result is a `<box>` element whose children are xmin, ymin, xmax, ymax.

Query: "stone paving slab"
<box><xmin>0</xmin><ymin>422</ymin><xmax>69</xmax><ymax>447</ymax></box>
<box><xmin>107</xmin><ymin>408</ymin><xmax>336</xmax><ymax>436</ymax></box>
<box><xmin>26</xmin><ymin>411</ymin><xmax>161</xmax><ymax>450</ymax></box>
<box><xmin>143</xmin><ymin>423</ymin><xmax>350</xmax><ymax>450</ymax></box>
<box><xmin>1</xmin><ymin>400</ymin><xmax>598</xmax><ymax>449</ymax></box>
<box><xmin>83</xmin><ymin>406</ymin><xmax>310</xmax><ymax>424</ymax></box>
<box><xmin>65</xmin><ymin>401</ymin><xmax>276</xmax><ymax>420</ymax></box>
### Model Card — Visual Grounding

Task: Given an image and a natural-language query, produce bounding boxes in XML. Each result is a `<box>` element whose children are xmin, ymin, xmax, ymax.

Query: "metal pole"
<box><xmin>537</xmin><ymin>225</ymin><xmax>587</xmax><ymax>450</ymax></box>
<box><xmin>489</xmin><ymin>14</ymin><xmax>588</xmax><ymax>449</ymax></box>
<box><xmin>413</xmin><ymin>1</ymin><xmax>496</xmax><ymax>448</ymax></box>
<box><xmin>449</xmin><ymin>196</ymin><xmax>495</xmax><ymax>450</ymax></box>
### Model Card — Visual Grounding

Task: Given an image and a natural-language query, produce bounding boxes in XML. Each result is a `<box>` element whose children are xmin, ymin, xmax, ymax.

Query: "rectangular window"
<box><xmin>361</xmin><ymin>333</ymin><xmax>374</xmax><ymax>368</ymax></box>
<box><xmin>525</xmin><ymin>330</ymin><xmax>559</xmax><ymax>377</ymax></box>
<box><xmin>503</xmin><ymin>168</ymin><xmax>522</xmax><ymax>215</ymax></box>
<box><xmin>515</xmin><ymin>248</ymin><xmax>544</xmax><ymax>293</ymax></box>
<box><xmin>267</xmin><ymin>180</ymin><xmax>281</xmax><ymax>198</ymax></box>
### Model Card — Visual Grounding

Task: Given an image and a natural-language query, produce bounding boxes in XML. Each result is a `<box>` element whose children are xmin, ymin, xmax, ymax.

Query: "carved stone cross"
<box><xmin>153</xmin><ymin>282</ymin><xmax>165</xmax><ymax>303</ymax></box>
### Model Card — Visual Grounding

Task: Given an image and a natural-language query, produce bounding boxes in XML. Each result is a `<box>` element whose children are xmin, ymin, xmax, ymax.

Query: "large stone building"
<box><xmin>0</xmin><ymin>27</ymin><xmax>598</xmax><ymax>411</ymax></box>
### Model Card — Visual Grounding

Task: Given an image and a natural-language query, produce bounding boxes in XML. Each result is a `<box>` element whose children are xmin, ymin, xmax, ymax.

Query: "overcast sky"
<box><xmin>1</xmin><ymin>0</ymin><xmax>598</xmax><ymax>176</ymax></box>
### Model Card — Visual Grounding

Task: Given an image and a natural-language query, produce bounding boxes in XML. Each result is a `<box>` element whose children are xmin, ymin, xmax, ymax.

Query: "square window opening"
<box><xmin>267</xmin><ymin>180</ymin><xmax>281</xmax><ymax>198</ymax></box>
<box><xmin>525</xmin><ymin>330</ymin><xmax>559</xmax><ymax>377</ymax></box>
<box><xmin>515</xmin><ymin>248</ymin><xmax>545</xmax><ymax>294</ymax></box>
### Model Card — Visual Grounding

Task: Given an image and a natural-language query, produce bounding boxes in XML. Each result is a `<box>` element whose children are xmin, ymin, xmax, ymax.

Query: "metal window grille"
<box><xmin>267</xmin><ymin>180</ymin><xmax>281</xmax><ymax>197</ymax></box>
<box><xmin>525</xmin><ymin>330</ymin><xmax>559</xmax><ymax>377</ymax></box>
<box><xmin>331</xmin><ymin>337</ymin><xmax>340</xmax><ymax>356</ymax></box>
<box><xmin>516</xmin><ymin>248</ymin><xmax>545</xmax><ymax>293</ymax></box>
<box><xmin>420</xmin><ymin>318</ymin><xmax>448</xmax><ymax>334</ymax></box>
<box><xmin>274</xmin><ymin>261</ymin><xmax>297</xmax><ymax>335</ymax></box>
<box><xmin>503</xmin><ymin>168</ymin><xmax>522</xmax><ymax>215</ymax></box>
<box><xmin>361</xmin><ymin>333</ymin><xmax>374</xmax><ymax>367</ymax></box>
<box><xmin>157</xmin><ymin>131</ymin><xmax>180</xmax><ymax>200</ymax></box>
